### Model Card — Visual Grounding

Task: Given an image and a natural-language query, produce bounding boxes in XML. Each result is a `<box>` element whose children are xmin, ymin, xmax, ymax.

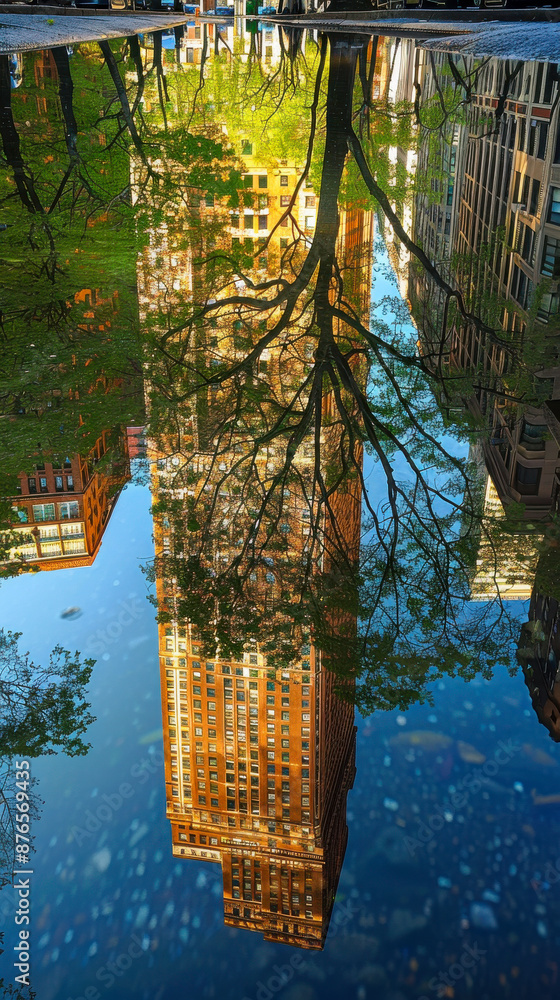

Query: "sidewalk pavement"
<box><xmin>0</xmin><ymin>10</ymin><xmax>187</xmax><ymax>52</ymax></box>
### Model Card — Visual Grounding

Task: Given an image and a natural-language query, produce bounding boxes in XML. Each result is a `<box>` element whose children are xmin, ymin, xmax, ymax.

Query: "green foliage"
<box><xmin>0</xmin><ymin>630</ymin><xmax>95</xmax><ymax>758</ymax></box>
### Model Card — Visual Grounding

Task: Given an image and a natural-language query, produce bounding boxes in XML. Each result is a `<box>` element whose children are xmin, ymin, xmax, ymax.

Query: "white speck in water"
<box><xmin>134</xmin><ymin>904</ymin><xmax>150</xmax><ymax>928</ymax></box>
<box><xmin>383</xmin><ymin>798</ymin><xmax>399</xmax><ymax>812</ymax></box>
<box><xmin>91</xmin><ymin>848</ymin><xmax>111</xmax><ymax>873</ymax></box>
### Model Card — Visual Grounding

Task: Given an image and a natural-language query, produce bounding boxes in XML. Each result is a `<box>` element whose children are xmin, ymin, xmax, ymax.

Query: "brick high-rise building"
<box><xmin>135</xmin><ymin>39</ymin><xmax>375</xmax><ymax>946</ymax></box>
<box><xmin>152</xmin><ymin>369</ymin><xmax>361</xmax><ymax>949</ymax></box>
<box><xmin>5</xmin><ymin>429</ymin><xmax>130</xmax><ymax>571</ymax></box>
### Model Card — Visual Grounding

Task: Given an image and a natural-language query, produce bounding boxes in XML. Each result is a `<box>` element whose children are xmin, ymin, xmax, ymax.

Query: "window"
<box><xmin>520</xmin><ymin>422</ymin><xmax>547</xmax><ymax>451</ymax></box>
<box><xmin>542</xmin><ymin>236</ymin><xmax>560</xmax><ymax>278</ymax></box>
<box><xmin>305</xmin><ymin>196</ymin><xmax>315</xmax><ymax>208</ymax></box>
<box><xmin>33</xmin><ymin>503</ymin><xmax>55</xmax><ymax>522</ymax></box>
<box><xmin>258</xmin><ymin>175</ymin><xmax>267</xmax><ymax>188</ymax></box>
<box><xmin>280</xmin><ymin>175</ymin><xmax>288</xmax><ymax>186</ymax></box>
<box><xmin>529</xmin><ymin>178</ymin><xmax>540</xmax><ymax>215</ymax></box>
<box><xmin>241</xmin><ymin>141</ymin><xmax>253</xmax><ymax>155</ymax></box>
<box><xmin>538</xmin><ymin>122</ymin><xmax>549</xmax><ymax>160</ymax></box>
<box><xmin>39</xmin><ymin>477</ymin><xmax>48</xmax><ymax>493</ymax></box>
<box><xmin>515</xmin><ymin>463</ymin><xmax>542</xmax><ymax>495</ymax></box>
<box><xmin>258</xmin><ymin>215</ymin><xmax>267</xmax><ymax>231</ymax></box>
<box><xmin>280</xmin><ymin>195</ymin><xmax>290</xmax><ymax>207</ymax></box>
<box><xmin>537</xmin><ymin>291</ymin><xmax>559</xmax><ymax>322</ymax></box>
<box><xmin>520</xmin><ymin>224</ymin><xmax>534</xmax><ymax>265</ymax></box>
<box><xmin>27</xmin><ymin>478</ymin><xmax>37</xmax><ymax>494</ymax></box>
<box><xmin>548</xmin><ymin>187</ymin><xmax>560</xmax><ymax>225</ymax></box>
<box><xmin>244</xmin><ymin>215</ymin><xmax>254</xmax><ymax>231</ymax></box>
<box><xmin>243</xmin><ymin>175</ymin><xmax>253</xmax><ymax>188</ymax></box>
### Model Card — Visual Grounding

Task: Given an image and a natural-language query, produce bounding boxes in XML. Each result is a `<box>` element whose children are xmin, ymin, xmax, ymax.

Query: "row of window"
<box><xmin>26</xmin><ymin>475</ymin><xmax>74</xmax><ymax>495</ymax></box>
<box><xmin>15</xmin><ymin>501</ymin><xmax>80</xmax><ymax>524</ymax></box>
<box><xmin>240</xmin><ymin>170</ymin><xmax>293</xmax><ymax>188</ymax></box>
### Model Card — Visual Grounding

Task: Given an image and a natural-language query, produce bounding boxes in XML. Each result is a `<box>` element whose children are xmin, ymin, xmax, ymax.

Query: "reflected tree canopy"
<box><xmin>1</xmin><ymin>28</ymin><xmax>560</xmax><ymax>735</ymax></box>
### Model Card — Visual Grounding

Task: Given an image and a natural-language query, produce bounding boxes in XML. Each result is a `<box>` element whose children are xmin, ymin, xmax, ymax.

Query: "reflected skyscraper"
<box><xmin>150</xmin><ymin>368</ymin><xmax>361</xmax><ymax>947</ymax></box>
<box><xmin>140</xmin><ymin>70</ymin><xmax>371</xmax><ymax>945</ymax></box>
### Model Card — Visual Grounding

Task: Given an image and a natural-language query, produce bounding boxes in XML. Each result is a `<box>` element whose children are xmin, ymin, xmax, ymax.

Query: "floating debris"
<box><xmin>60</xmin><ymin>606</ymin><xmax>82</xmax><ymax>620</ymax></box>
<box><xmin>383</xmin><ymin>798</ymin><xmax>399</xmax><ymax>812</ymax></box>
<box><xmin>522</xmin><ymin>744</ymin><xmax>558</xmax><ymax>768</ymax></box>
<box><xmin>457</xmin><ymin>740</ymin><xmax>486</xmax><ymax>764</ymax></box>
<box><xmin>470</xmin><ymin>902</ymin><xmax>498</xmax><ymax>930</ymax></box>
<box><xmin>390</xmin><ymin>731</ymin><xmax>452</xmax><ymax>752</ymax></box>
<box><xmin>139</xmin><ymin>729</ymin><xmax>163</xmax><ymax>746</ymax></box>
<box><xmin>530</xmin><ymin>790</ymin><xmax>560</xmax><ymax>806</ymax></box>
<box><xmin>91</xmin><ymin>849</ymin><xmax>111</xmax><ymax>874</ymax></box>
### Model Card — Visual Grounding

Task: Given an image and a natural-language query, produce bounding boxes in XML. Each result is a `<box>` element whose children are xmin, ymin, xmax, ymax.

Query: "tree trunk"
<box><xmin>0</xmin><ymin>56</ymin><xmax>44</xmax><ymax>213</ymax></box>
<box><xmin>51</xmin><ymin>47</ymin><xmax>79</xmax><ymax>164</ymax></box>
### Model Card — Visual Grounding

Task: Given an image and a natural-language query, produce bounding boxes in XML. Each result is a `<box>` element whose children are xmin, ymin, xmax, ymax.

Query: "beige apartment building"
<box><xmin>409</xmin><ymin>52</ymin><xmax>560</xmax><ymax>521</ymax></box>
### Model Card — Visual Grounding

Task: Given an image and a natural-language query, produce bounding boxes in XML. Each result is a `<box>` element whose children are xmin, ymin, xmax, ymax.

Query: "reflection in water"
<box><xmin>146</xmin><ymin>137</ymin><xmax>371</xmax><ymax>944</ymax></box>
<box><xmin>3</xmin><ymin>22</ymin><xmax>560</xmax><ymax>999</ymax></box>
<box><xmin>404</xmin><ymin>43</ymin><xmax>560</xmax><ymax>739</ymax></box>
<box><xmin>6</xmin><ymin>430</ymin><xmax>130</xmax><ymax>571</ymax></box>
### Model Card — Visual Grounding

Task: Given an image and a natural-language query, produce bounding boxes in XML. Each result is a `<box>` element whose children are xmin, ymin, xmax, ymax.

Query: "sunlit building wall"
<box><xmin>469</xmin><ymin>474</ymin><xmax>541</xmax><ymax>601</ymax></box>
<box><xmin>136</xmin><ymin>61</ymin><xmax>370</xmax><ymax>945</ymax></box>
